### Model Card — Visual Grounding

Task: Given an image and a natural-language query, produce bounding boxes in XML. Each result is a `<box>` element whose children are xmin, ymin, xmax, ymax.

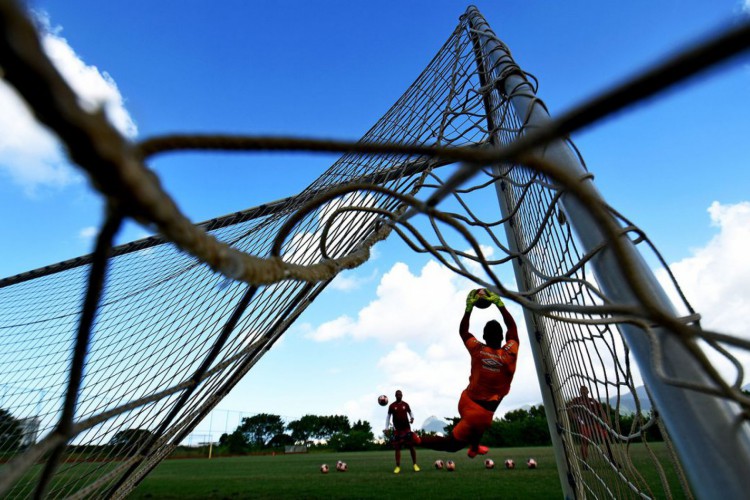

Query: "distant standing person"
<box><xmin>567</xmin><ymin>385</ymin><xmax>617</xmax><ymax>464</ymax></box>
<box><xmin>385</xmin><ymin>390</ymin><xmax>421</xmax><ymax>473</ymax></box>
<box><xmin>420</xmin><ymin>288</ymin><xmax>518</xmax><ymax>458</ymax></box>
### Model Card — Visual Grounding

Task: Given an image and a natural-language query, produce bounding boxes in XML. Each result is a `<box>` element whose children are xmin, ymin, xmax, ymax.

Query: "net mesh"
<box><xmin>1</xmin><ymin>1</ymin><xmax>749</xmax><ymax>498</ymax></box>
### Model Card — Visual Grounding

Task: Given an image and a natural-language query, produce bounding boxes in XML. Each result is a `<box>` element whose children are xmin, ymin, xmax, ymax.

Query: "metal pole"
<box><xmin>464</xmin><ymin>6</ymin><xmax>750</xmax><ymax>499</ymax></box>
<box><xmin>491</xmin><ymin>176</ymin><xmax>580</xmax><ymax>500</ymax></box>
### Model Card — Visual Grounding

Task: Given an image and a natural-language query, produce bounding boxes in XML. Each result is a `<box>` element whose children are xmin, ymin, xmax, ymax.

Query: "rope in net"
<box><xmin>1</xmin><ymin>1</ymin><xmax>749</xmax><ymax>497</ymax></box>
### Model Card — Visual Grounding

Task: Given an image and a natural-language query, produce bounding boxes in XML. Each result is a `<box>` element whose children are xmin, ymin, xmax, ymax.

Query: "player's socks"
<box><xmin>393</xmin><ymin>466</ymin><xmax>401</xmax><ymax>474</ymax></box>
<box><xmin>413</xmin><ymin>464</ymin><xmax>420</xmax><ymax>472</ymax></box>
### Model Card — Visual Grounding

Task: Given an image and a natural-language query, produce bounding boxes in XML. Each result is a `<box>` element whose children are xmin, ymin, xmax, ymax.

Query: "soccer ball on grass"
<box><xmin>445</xmin><ymin>460</ymin><xmax>456</xmax><ymax>471</ymax></box>
<box><xmin>320</xmin><ymin>464</ymin><xmax>329</xmax><ymax>473</ymax></box>
<box><xmin>527</xmin><ymin>458</ymin><xmax>538</xmax><ymax>469</ymax></box>
<box><xmin>484</xmin><ymin>458</ymin><xmax>495</xmax><ymax>469</ymax></box>
<box><xmin>434</xmin><ymin>459</ymin><xmax>444</xmax><ymax>469</ymax></box>
<box><xmin>504</xmin><ymin>458</ymin><xmax>515</xmax><ymax>469</ymax></box>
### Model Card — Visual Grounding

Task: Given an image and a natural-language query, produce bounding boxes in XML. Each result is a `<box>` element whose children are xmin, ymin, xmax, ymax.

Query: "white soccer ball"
<box><xmin>527</xmin><ymin>458</ymin><xmax>537</xmax><ymax>469</ymax></box>
<box><xmin>504</xmin><ymin>458</ymin><xmax>515</xmax><ymax>469</ymax></box>
<box><xmin>336</xmin><ymin>461</ymin><xmax>348</xmax><ymax>472</ymax></box>
<box><xmin>320</xmin><ymin>464</ymin><xmax>329</xmax><ymax>473</ymax></box>
<box><xmin>445</xmin><ymin>460</ymin><xmax>456</xmax><ymax>471</ymax></box>
<box><xmin>378</xmin><ymin>394</ymin><xmax>389</xmax><ymax>406</ymax></box>
<box><xmin>484</xmin><ymin>458</ymin><xmax>495</xmax><ymax>469</ymax></box>
<box><xmin>434</xmin><ymin>459</ymin><xmax>444</xmax><ymax>469</ymax></box>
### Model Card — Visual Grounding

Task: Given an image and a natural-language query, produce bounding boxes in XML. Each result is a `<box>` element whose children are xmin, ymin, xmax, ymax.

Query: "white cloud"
<box><xmin>305</xmin><ymin>315</ymin><xmax>356</xmax><ymax>342</ymax></box>
<box><xmin>330</xmin><ymin>268</ymin><xmax>379</xmax><ymax>292</ymax></box>
<box><xmin>0</xmin><ymin>11</ymin><xmax>137</xmax><ymax>194</ymax></box>
<box><xmin>462</xmin><ymin>244</ymin><xmax>495</xmax><ymax>279</ymax></box>
<box><xmin>0</xmin><ymin>83</ymin><xmax>75</xmax><ymax>193</ymax></box>
<box><xmin>41</xmin><ymin>31</ymin><xmax>137</xmax><ymax>137</ymax></box>
<box><xmin>79</xmin><ymin>226</ymin><xmax>97</xmax><ymax>240</ymax></box>
<box><xmin>307</xmin><ymin>260</ymin><xmax>468</xmax><ymax>344</ymax></box>
<box><xmin>281</xmin><ymin>191</ymin><xmax>380</xmax><ymax>267</ymax></box>
<box><xmin>743</xmin><ymin>0</ymin><xmax>750</xmax><ymax>14</ymax></box>
<box><xmin>657</xmin><ymin>201</ymin><xmax>750</xmax><ymax>384</ymax></box>
<box><xmin>662</xmin><ymin>201</ymin><xmax>750</xmax><ymax>334</ymax></box>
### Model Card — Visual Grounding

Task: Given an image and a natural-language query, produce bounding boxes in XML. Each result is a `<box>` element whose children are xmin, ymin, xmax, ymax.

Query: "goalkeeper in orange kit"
<box><xmin>420</xmin><ymin>288</ymin><xmax>519</xmax><ymax>458</ymax></box>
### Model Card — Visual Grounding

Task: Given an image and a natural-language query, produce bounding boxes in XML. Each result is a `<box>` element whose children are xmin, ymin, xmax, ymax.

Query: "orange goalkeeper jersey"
<box><xmin>463</xmin><ymin>335</ymin><xmax>518</xmax><ymax>402</ymax></box>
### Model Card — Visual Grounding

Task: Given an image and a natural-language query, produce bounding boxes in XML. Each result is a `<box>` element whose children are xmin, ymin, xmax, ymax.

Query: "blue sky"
<box><xmin>1</xmin><ymin>0</ymin><xmax>749</xmax><ymax>441</ymax></box>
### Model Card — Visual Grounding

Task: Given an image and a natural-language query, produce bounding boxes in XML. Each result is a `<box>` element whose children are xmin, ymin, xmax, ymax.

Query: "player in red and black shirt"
<box><xmin>420</xmin><ymin>288</ymin><xmax>518</xmax><ymax>458</ymax></box>
<box><xmin>385</xmin><ymin>390</ymin><xmax>421</xmax><ymax>473</ymax></box>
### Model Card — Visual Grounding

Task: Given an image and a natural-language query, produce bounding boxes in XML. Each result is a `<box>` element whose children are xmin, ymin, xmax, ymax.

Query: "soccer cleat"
<box><xmin>467</xmin><ymin>444</ymin><xmax>490</xmax><ymax>458</ymax></box>
<box><xmin>413</xmin><ymin>464</ymin><xmax>421</xmax><ymax>472</ymax></box>
<box><xmin>393</xmin><ymin>466</ymin><xmax>401</xmax><ymax>474</ymax></box>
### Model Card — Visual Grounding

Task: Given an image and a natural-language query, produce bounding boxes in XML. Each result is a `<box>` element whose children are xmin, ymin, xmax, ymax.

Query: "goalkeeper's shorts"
<box><xmin>452</xmin><ymin>390</ymin><xmax>494</xmax><ymax>443</ymax></box>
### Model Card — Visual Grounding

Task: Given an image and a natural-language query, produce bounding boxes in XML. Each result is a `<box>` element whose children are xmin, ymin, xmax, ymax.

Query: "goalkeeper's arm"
<box><xmin>459</xmin><ymin>289</ymin><xmax>479</xmax><ymax>342</ymax></box>
<box><xmin>487</xmin><ymin>290</ymin><xmax>519</xmax><ymax>344</ymax></box>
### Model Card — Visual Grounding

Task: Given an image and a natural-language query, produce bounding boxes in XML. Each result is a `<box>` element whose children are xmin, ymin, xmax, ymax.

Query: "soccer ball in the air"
<box><xmin>434</xmin><ymin>459</ymin><xmax>444</xmax><ymax>469</ymax></box>
<box><xmin>336</xmin><ymin>461</ymin><xmax>348</xmax><ymax>472</ymax></box>
<box><xmin>484</xmin><ymin>458</ymin><xmax>495</xmax><ymax>469</ymax></box>
<box><xmin>378</xmin><ymin>395</ymin><xmax>389</xmax><ymax>406</ymax></box>
<box><xmin>445</xmin><ymin>460</ymin><xmax>456</xmax><ymax>471</ymax></box>
<box><xmin>504</xmin><ymin>459</ymin><xmax>515</xmax><ymax>469</ymax></box>
<box><xmin>527</xmin><ymin>458</ymin><xmax>537</xmax><ymax>469</ymax></box>
<box><xmin>320</xmin><ymin>464</ymin><xmax>329</xmax><ymax>473</ymax></box>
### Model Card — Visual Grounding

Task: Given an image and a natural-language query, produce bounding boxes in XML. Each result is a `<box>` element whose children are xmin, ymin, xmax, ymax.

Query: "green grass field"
<box><xmin>129</xmin><ymin>447</ymin><xmax>562</xmax><ymax>499</ymax></box>
<box><xmin>3</xmin><ymin>443</ymin><xmax>689</xmax><ymax>498</ymax></box>
<box><xmin>128</xmin><ymin>442</ymin><xmax>694</xmax><ymax>499</ymax></box>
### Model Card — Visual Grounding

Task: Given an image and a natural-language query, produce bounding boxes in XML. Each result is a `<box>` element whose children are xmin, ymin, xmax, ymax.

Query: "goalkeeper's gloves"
<box><xmin>465</xmin><ymin>289</ymin><xmax>479</xmax><ymax>312</ymax></box>
<box><xmin>485</xmin><ymin>289</ymin><xmax>504</xmax><ymax>307</ymax></box>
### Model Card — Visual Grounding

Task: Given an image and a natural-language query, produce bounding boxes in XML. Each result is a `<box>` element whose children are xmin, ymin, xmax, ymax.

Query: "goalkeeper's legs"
<box><xmin>418</xmin><ymin>434</ymin><xmax>465</xmax><ymax>452</ymax></box>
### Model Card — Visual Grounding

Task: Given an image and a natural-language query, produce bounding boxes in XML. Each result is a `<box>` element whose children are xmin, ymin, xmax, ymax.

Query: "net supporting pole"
<box><xmin>491</xmin><ymin>178</ymin><xmax>579</xmax><ymax>499</ymax></box>
<box><xmin>465</xmin><ymin>6</ymin><xmax>750</xmax><ymax>499</ymax></box>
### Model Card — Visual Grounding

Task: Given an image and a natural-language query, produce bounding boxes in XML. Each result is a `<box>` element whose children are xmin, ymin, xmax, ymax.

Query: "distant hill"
<box><xmin>608</xmin><ymin>386</ymin><xmax>651</xmax><ymax>415</ymax></box>
<box><xmin>608</xmin><ymin>384</ymin><xmax>750</xmax><ymax>414</ymax></box>
<box><xmin>421</xmin><ymin>415</ymin><xmax>449</xmax><ymax>434</ymax></box>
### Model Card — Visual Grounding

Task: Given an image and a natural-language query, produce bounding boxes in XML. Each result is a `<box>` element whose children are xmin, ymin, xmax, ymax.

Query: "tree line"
<box><xmin>2</xmin><ymin>400</ymin><xmax>681</xmax><ymax>459</ymax></box>
<box><xmin>215</xmin><ymin>403</ymin><xmax>665</xmax><ymax>455</ymax></box>
<box><xmin>219</xmin><ymin>413</ymin><xmax>377</xmax><ymax>453</ymax></box>
<box><xmin>452</xmin><ymin>404</ymin><xmax>666</xmax><ymax>448</ymax></box>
